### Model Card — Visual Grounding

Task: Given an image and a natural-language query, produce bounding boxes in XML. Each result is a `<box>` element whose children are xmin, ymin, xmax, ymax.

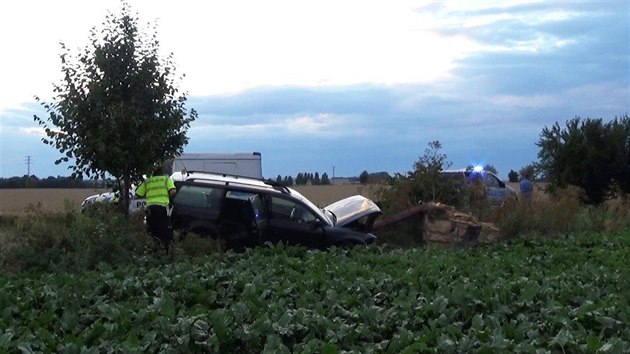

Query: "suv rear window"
<box><xmin>174</xmin><ymin>184</ymin><xmax>224</xmax><ymax>209</ymax></box>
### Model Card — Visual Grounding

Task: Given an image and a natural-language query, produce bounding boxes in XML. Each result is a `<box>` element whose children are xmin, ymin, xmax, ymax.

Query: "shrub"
<box><xmin>492</xmin><ymin>186</ymin><xmax>630</xmax><ymax>238</ymax></box>
<box><xmin>508</xmin><ymin>169</ymin><xmax>519</xmax><ymax>183</ymax></box>
<box><xmin>0</xmin><ymin>203</ymin><xmax>245</xmax><ymax>276</ymax></box>
<box><xmin>575</xmin><ymin>195</ymin><xmax>630</xmax><ymax>232</ymax></box>
<box><xmin>377</xmin><ymin>141</ymin><xmax>466</xmax><ymax>213</ymax></box>
<box><xmin>172</xmin><ymin>231</ymin><xmax>226</xmax><ymax>257</ymax></box>
<box><xmin>0</xmin><ymin>204</ymin><xmax>155</xmax><ymax>276</ymax></box>
<box><xmin>536</xmin><ymin>115</ymin><xmax>630</xmax><ymax>204</ymax></box>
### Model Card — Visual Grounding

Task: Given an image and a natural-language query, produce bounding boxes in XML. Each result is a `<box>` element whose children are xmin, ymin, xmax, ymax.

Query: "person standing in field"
<box><xmin>135</xmin><ymin>165</ymin><xmax>177</xmax><ymax>251</ymax></box>
<box><xmin>520</xmin><ymin>174</ymin><xmax>534</xmax><ymax>200</ymax></box>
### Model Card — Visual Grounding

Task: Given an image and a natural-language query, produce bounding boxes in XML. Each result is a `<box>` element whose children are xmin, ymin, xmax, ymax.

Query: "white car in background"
<box><xmin>81</xmin><ymin>185</ymin><xmax>146</xmax><ymax>213</ymax></box>
<box><xmin>441</xmin><ymin>167</ymin><xmax>516</xmax><ymax>205</ymax></box>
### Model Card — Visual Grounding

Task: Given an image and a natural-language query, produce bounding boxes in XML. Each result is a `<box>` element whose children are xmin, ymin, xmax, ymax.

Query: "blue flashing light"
<box><xmin>473</xmin><ymin>165</ymin><xmax>483</xmax><ymax>173</ymax></box>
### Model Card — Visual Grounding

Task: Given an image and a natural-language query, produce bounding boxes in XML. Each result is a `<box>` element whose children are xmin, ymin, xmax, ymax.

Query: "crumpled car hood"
<box><xmin>325</xmin><ymin>195</ymin><xmax>381</xmax><ymax>228</ymax></box>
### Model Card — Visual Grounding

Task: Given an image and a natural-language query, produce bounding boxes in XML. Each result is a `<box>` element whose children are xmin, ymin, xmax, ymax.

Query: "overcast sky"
<box><xmin>1</xmin><ymin>0</ymin><xmax>628</xmax><ymax>179</ymax></box>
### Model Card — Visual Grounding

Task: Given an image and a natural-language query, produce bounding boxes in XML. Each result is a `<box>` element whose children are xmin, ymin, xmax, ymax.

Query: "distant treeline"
<box><xmin>271</xmin><ymin>171</ymin><xmax>392</xmax><ymax>186</ymax></box>
<box><xmin>0</xmin><ymin>175</ymin><xmax>111</xmax><ymax>189</ymax></box>
<box><xmin>2</xmin><ymin>170</ymin><xmax>394</xmax><ymax>188</ymax></box>
<box><xmin>270</xmin><ymin>172</ymin><xmax>332</xmax><ymax>186</ymax></box>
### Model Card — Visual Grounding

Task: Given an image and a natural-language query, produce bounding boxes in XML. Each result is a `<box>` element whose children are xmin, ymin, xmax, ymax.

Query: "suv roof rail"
<box><xmin>181</xmin><ymin>170</ymin><xmax>291</xmax><ymax>194</ymax></box>
<box><xmin>262</xmin><ymin>179</ymin><xmax>291</xmax><ymax>194</ymax></box>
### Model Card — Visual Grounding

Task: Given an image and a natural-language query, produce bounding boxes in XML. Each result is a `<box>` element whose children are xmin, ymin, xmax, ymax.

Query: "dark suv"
<box><xmin>170</xmin><ymin>171</ymin><xmax>381</xmax><ymax>250</ymax></box>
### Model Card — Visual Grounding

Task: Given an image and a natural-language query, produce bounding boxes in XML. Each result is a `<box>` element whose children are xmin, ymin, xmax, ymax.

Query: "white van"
<box><xmin>170</xmin><ymin>152</ymin><xmax>262</xmax><ymax>179</ymax></box>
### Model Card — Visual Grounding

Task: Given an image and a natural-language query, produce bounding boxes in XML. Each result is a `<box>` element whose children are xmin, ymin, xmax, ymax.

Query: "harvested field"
<box><xmin>0</xmin><ymin>188</ymin><xmax>109</xmax><ymax>215</ymax></box>
<box><xmin>0</xmin><ymin>184</ymin><xmax>378</xmax><ymax>215</ymax></box>
<box><xmin>1</xmin><ymin>182</ymin><xmax>541</xmax><ymax>215</ymax></box>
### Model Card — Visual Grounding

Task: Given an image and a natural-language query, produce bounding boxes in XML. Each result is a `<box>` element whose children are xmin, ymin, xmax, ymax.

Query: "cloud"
<box><xmin>1</xmin><ymin>103</ymin><xmax>55</xmax><ymax>141</ymax></box>
<box><xmin>89</xmin><ymin>0</ymin><xmax>480</xmax><ymax>98</ymax></box>
<box><xmin>222</xmin><ymin>2</ymin><xmax>476</xmax><ymax>88</ymax></box>
<box><xmin>424</xmin><ymin>1</ymin><xmax>628</xmax><ymax>98</ymax></box>
<box><xmin>1</xmin><ymin>1</ymin><xmax>628</xmax><ymax>179</ymax></box>
<box><xmin>181</xmin><ymin>82</ymin><xmax>551</xmax><ymax>177</ymax></box>
<box><xmin>563</xmin><ymin>81</ymin><xmax>630</xmax><ymax>116</ymax></box>
<box><xmin>19</xmin><ymin>127</ymin><xmax>47</xmax><ymax>138</ymax></box>
<box><xmin>487</xmin><ymin>94</ymin><xmax>560</xmax><ymax>109</ymax></box>
<box><xmin>189</xmin><ymin>110</ymin><xmax>362</xmax><ymax>143</ymax></box>
<box><xmin>188</xmin><ymin>85</ymin><xmax>407</xmax><ymax>123</ymax></box>
<box><xmin>286</xmin><ymin>114</ymin><xmax>335</xmax><ymax>134</ymax></box>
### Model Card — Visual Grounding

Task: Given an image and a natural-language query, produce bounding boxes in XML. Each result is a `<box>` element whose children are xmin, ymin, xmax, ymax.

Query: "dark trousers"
<box><xmin>146</xmin><ymin>205</ymin><xmax>173</xmax><ymax>250</ymax></box>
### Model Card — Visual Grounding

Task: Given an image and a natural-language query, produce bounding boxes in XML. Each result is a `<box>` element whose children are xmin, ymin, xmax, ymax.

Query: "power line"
<box><xmin>25</xmin><ymin>155</ymin><xmax>32</xmax><ymax>176</ymax></box>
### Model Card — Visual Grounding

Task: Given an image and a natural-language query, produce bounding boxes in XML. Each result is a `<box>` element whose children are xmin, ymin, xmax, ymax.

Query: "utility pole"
<box><xmin>25</xmin><ymin>155</ymin><xmax>32</xmax><ymax>176</ymax></box>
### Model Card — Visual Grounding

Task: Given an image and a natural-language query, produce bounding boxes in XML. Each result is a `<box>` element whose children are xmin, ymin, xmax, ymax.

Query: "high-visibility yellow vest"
<box><xmin>135</xmin><ymin>175</ymin><xmax>175</xmax><ymax>206</ymax></box>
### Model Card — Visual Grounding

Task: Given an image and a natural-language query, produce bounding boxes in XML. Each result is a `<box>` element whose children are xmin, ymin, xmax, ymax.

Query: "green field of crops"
<box><xmin>2</xmin><ymin>231</ymin><xmax>629</xmax><ymax>353</ymax></box>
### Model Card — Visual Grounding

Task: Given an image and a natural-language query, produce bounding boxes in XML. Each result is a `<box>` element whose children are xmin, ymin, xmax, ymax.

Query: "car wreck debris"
<box><xmin>373</xmin><ymin>202</ymin><xmax>501</xmax><ymax>246</ymax></box>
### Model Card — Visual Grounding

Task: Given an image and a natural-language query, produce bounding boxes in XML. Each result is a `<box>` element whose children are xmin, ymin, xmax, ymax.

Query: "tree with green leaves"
<box><xmin>508</xmin><ymin>169</ymin><xmax>519</xmax><ymax>183</ymax></box>
<box><xmin>382</xmin><ymin>141</ymin><xmax>463</xmax><ymax>211</ymax></box>
<box><xmin>536</xmin><ymin>115</ymin><xmax>629</xmax><ymax>204</ymax></box>
<box><xmin>34</xmin><ymin>3</ymin><xmax>197</xmax><ymax>213</ymax></box>
<box><xmin>321</xmin><ymin>172</ymin><xmax>330</xmax><ymax>185</ymax></box>
<box><xmin>519</xmin><ymin>164</ymin><xmax>535</xmax><ymax>181</ymax></box>
<box><xmin>359</xmin><ymin>170</ymin><xmax>369</xmax><ymax>184</ymax></box>
<box><xmin>483</xmin><ymin>164</ymin><xmax>498</xmax><ymax>175</ymax></box>
<box><xmin>407</xmin><ymin>140</ymin><xmax>460</xmax><ymax>204</ymax></box>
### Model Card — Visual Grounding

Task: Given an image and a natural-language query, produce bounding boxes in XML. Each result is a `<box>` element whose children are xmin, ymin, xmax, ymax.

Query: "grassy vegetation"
<box><xmin>1</xmin><ymin>187</ymin><xmax>629</xmax><ymax>274</ymax></box>
<box><xmin>493</xmin><ymin>188</ymin><xmax>630</xmax><ymax>239</ymax></box>
<box><xmin>0</xmin><ymin>203</ymin><xmax>223</xmax><ymax>277</ymax></box>
<box><xmin>1</xmin><ymin>190</ymin><xmax>629</xmax><ymax>351</ymax></box>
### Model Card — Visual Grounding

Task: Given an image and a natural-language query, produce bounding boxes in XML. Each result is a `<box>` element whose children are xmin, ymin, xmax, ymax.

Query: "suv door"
<box><xmin>171</xmin><ymin>183</ymin><xmax>225</xmax><ymax>237</ymax></box>
<box><xmin>482</xmin><ymin>172</ymin><xmax>514</xmax><ymax>205</ymax></box>
<box><xmin>219</xmin><ymin>190</ymin><xmax>267</xmax><ymax>249</ymax></box>
<box><xmin>266</xmin><ymin>195</ymin><xmax>326</xmax><ymax>249</ymax></box>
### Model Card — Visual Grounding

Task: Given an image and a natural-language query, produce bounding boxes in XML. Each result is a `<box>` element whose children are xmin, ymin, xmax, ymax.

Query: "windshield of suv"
<box><xmin>287</xmin><ymin>188</ymin><xmax>335</xmax><ymax>226</ymax></box>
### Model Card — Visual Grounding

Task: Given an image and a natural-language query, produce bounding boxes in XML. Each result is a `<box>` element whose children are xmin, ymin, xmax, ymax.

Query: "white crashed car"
<box><xmin>81</xmin><ymin>185</ymin><xmax>147</xmax><ymax>213</ymax></box>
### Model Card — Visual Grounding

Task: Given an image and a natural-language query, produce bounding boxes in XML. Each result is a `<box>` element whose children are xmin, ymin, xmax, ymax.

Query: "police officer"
<box><xmin>135</xmin><ymin>164</ymin><xmax>177</xmax><ymax>250</ymax></box>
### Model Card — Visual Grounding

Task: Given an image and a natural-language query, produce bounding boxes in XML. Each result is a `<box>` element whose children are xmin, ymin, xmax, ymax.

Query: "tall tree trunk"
<box><xmin>119</xmin><ymin>173</ymin><xmax>131</xmax><ymax>215</ymax></box>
